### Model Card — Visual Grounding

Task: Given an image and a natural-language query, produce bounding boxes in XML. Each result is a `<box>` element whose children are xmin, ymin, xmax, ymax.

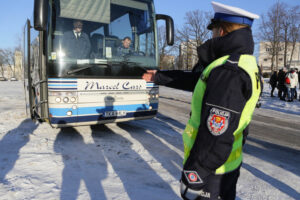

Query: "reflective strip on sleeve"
<box><xmin>182</xmin><ymin>123</ymin><xmax>199</xmax><ymax>164</ymax></box>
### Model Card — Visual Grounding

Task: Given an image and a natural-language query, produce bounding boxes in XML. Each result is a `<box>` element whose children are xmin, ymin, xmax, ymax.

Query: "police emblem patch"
<box><xmin>207</xmin><ymin>107</ymin><xmax>230</xmax><ymax>136</ymax></box>
<box><xmin>184</xmin><ymin>171</ymin><xmax>203</xmax><ymax>184</ymax></box>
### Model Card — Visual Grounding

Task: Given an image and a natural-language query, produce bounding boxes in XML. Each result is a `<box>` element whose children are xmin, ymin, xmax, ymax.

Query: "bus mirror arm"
<box><xmin>156</xmin><ymin>14</ymin><xmax>174</xmax><ymax>46</ymax></box>
<box><xmin>34</xmin><ymin>0</ymin><xmax>48</xmax><ymax>31</ymax></box>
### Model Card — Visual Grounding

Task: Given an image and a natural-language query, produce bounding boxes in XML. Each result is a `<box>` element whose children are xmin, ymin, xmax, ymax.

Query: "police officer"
<box><xmin>142</xmin><ymin>1</ymin><xmax>261</xmax><ymax>199</ymax></box>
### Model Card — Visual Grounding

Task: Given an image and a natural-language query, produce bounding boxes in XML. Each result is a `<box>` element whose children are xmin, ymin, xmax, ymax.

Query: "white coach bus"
<box><xmin>23</xmin><ymin>0</ymin><xmax>174</xmax><ymax>127</ymax></box>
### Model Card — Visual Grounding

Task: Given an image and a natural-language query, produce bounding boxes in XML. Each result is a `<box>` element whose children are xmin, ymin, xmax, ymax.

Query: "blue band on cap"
<box><xmin>214</xmin><ymin>13</ymin><xmax>253</xmax><ymax>27</ymax></box>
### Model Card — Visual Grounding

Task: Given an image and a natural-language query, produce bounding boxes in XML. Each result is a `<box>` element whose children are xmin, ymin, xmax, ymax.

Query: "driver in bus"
<box><xmin>62</xmin><ymin>20</ymin><xmax>91</xmax><ymax>59</ymax></box>
<box><xmin>117</xmin><ymin>36</ymin><xmax>134</xmax><ymax>56</ymax></box>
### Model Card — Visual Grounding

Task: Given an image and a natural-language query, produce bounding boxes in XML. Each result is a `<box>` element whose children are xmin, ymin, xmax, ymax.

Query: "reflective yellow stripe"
<box><xmin>216</xmin><ymin>133</ymin><xmax>243</xmax><ymax>174</ymax></box>
<box><xmin>182</xmin><ymin>123</ymin><xmax>198</xmax><ymax>164</ymax></box>
<box><xmin>231</xmin><ymin>131</ymin><xmax>243</xmax><ymax>152</ymax></box>
<box><xmin>216</xmin><ymin>150</ymin><xmax>243</xmax><ymax>174</ymax></box>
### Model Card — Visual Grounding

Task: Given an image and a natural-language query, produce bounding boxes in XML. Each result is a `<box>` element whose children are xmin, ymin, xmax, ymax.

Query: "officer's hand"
<box><xmin>180</xmin><ymin>170</ymin><xmax>209</xmax><ymax>200</ymax></box>
<box><xmin>142</xmin><ymin>70</ymin><xmax>157</xmax><ymax>82</ymax></box>
<box><xmin>180</xmin><ymin>180</ymin><xmax>208</xmax><ymax>200</ymax></box>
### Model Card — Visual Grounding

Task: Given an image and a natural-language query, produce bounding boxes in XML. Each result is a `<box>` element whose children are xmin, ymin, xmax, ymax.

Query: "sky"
<box><xmin>0</xmin><ymin>0</ymin><xmax>299</xmax><ymax>50</ymax></box>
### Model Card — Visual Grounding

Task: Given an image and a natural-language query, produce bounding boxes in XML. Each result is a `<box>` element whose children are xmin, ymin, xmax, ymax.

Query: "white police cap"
<box><xmin>207</xmin><ymin>1</ymin><xmax>259</xmax><ymax>30</ymax></box>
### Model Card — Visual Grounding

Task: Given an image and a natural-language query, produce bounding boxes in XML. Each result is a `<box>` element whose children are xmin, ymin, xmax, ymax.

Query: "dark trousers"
<box><xmin>195</xmin><ymin>166</ymin><xmax>241</xmax><ymax>200</ymax></box>
<box><xmin>278</xmin><ymin>85</ymin><xmax>287</xmax><ymax>100</ymax></box>
<box><xmin>271</xmin><ymin>85</ymin><xmax>276</xmax><ymax>97</ymax></box>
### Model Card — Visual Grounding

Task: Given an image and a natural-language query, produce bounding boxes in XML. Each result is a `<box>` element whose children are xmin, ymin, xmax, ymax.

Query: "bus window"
<box><xmin>109</xmin><ymin>13</ymin><xmax>132</xmax><ymax>44</ymax></box>
<box><xmin>47</xmin><ymin>0</ymin><xmax>157</xmax><ymax>78</ymax></box>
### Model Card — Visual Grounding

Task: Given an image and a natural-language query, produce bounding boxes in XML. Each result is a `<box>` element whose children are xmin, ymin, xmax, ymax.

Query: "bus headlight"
<box><xmin>63</xmin><ymin>97</ymin><xmax>69</xmax><ymax>103</ymax></box>
<box><xmin>148</xmin><ymin>88</ymin><xmax>159</xmax><ymax>100</ymax></box>
<box><xmin>55</xmin><ymin>97</ymin><xmax>61</xmax><ymax>103</ymax></box>
<box><xmin>148</xmin><ymin>94</ymin><xmax>159</xmax><ymax>99</ymax></box>
<box><xmin>49</xmin><ymin>91</ymin><xmax>77</xmax><ymax>104</ymax></box>
<box><xmin>70</xmin><ymin>97</ymin><xmax>76</xmax><ymax>102</ymax></box>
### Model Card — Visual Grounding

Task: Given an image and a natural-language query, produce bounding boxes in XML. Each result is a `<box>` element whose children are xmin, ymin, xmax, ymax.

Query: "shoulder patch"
<box><xmin>207</xmin><ymin>107</ymin><xmax>230</xmax><ymax>136</ymax></box>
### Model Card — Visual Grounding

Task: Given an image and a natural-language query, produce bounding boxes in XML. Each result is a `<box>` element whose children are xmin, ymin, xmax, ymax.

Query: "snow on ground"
<box><xmin>0</xmin><ymin>81</ymin><xmax>299</xmax><ymax>200</ymax></box>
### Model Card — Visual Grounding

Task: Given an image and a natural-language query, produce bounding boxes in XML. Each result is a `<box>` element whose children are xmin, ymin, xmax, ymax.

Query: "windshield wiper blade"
<box><xmin>67</xmin><ymin>64</ymin><xmax>109</xmax><ymax>75</ymax></box>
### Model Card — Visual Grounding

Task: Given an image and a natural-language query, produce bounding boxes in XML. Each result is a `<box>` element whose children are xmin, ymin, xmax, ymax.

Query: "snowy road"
<box><xmin>0</xmin><ymin>81</ymin><xmax>300</xmax><ymax>200</ymax></box>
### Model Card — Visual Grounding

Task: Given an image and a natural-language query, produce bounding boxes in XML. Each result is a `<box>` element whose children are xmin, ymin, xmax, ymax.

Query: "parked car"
<box><xmin>10</xmin><ymin>77</ymin><xmax>17</xmax><ymax>81</ymax></box>
<box><xmin>0</xmin><ymin>77</ymin><xmax>7</xmax><ymax>81</ymax></box>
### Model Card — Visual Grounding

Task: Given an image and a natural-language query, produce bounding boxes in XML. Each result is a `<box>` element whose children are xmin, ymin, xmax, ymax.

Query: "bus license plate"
<box><xmin>104</xmin><ymin>111</ymin><xmax>127</xmax><ymax>117</ymax></box>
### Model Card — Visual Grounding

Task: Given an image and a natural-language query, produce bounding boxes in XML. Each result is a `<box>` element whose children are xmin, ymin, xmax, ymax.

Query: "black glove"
<box><xmin>180</xmin><ymin>179</ymin><xmax>210</xmax><ymax>200</ymax></box>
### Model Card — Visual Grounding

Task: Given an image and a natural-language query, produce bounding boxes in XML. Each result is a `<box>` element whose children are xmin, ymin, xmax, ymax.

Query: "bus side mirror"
<box><xmin>156</xmin><ymin>14</ymin><xmax>174</xmax><ymax>46</ymax></box>
<box><xmin>34</xmin><ymin>0</ymin><xmax>48</xmax><ymax>31</ymax></box>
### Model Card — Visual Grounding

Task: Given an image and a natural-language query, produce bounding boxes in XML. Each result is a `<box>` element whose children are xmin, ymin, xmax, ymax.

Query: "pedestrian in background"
<box><xmin>294</xmin><ymin>68</ymin><xmax>299</xmax><ymax>100</ymax></box>
<box><xmin>285</xmin><ymin>68</ymin><xmax>297</xmax><ymax>102</ymax></box>
<box><xmin>269</xmin><ymin>71</ymin><xmax>278</xmax><ymax>97</ymax></box>
<box><xmin>298</xmin><ymin>68</ymin><xmax>300</xmax><ymax>90</ymax></box>
<box><xmin>277</xmin><ymin>68</ymin><xmax>287</xmax><ymax>101</ymax></box>
<box><xmin>298</xmin><ymin>68</ymin><xmax>300</xmax><ymax>101</ymax></box>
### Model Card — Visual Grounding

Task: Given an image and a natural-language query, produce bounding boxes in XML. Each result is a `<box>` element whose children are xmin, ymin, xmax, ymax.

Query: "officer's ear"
<box><xmin>212</xmin><ymin>27</ymin><xmax>225</xmax><ymax>38</ymax></box>
<box><xmin>212</xmin><ymin>27</ymin><xmax>220</xmax><ymax>38</ymax></box>
<box><xmin>219</xmin><ymin>28</ymin><xmax>225</xmax><ymax>37</ymax></box>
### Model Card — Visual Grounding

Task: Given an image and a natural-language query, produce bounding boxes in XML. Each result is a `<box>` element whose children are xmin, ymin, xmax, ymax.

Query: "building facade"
<box><xmin>259</xmin><ymin>41</ymin><xmax>300</xmax><ymax>74</ymax></box>
<box><xmin>179</xmin><ymin>40</ymin><xmax>198</xmax><ymax>70</ymax></box>
<box><xmin>159</xmin><ymin>55</ymin><xmax>175</xmax><ymax>70</ymax></box>
<box><xmin>14</xmin><ymin>51</ymin><xmax>23</xmax><ymax>79</ymax></box>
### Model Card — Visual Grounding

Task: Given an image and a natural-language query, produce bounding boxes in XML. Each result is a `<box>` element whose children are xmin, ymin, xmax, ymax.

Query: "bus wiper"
<box><xmin>109</xmin><ymin>60</ymin><xmax>153</xmax><ymax>71</ymax></box>
<box><xmin>67</xmin><ymin>64</ymin><xmax>110</xmax><ymax>75</ymax></box>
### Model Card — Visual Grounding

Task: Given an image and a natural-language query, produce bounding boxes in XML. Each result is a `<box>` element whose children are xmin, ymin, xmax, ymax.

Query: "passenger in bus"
<box><xmin>62</xmin><ymin>20</ymin><xmax>91</xmax><ymax>59</ymax></box>
<box><xmin>117</xmin><ymin>36</ymin><xmax>134</xmax><ymax>56</ymax></box>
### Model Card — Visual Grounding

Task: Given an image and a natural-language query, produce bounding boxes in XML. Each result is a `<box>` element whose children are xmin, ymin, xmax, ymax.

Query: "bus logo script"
<box><xmin>84</xmin><ymin>81</ymin><xmax>143</xmax><ymax>90</ymax></box>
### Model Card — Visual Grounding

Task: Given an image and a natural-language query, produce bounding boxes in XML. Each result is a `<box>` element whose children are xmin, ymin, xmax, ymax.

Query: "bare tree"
<box><xmin>176</xmin><ymin>10</ymin><xmax>212</xmax><ymax>70</ymax></box>
<box><xmin>177</xmin><ymin>27</ymin><xmax>191</xmax><ymax>70</ymax></box>
<box><xmin>0</xmin><ymin>49</ymin><xmax>4</xmax><ymax>77</ymax></box>
<box><xmin>1</xmin><ymin>48</ymin><xmax>15</xmax><ymax>78</ymax></box>
<box><xmin>281</xmin><ymin>3</ymin><xmax>290</xmax><ymax>67</ymax></box>
<box><xmin>158</xmin><ymin>25</ymin><xmax>176</xmax><ymax>70</ymax></box>
<box><xmin>286</xmin><ymin>6</ymin><xmax>300</xmax><ymax>66</ymax></box>
<box><xmin>259</xmin><ymin>2</ymin><xmax>285</xmax><ymax>71</ymax></box>
<box><xmin>184</xmin><ymin>10</ymin><xmax>212</xmax><ymax>47</ymax></box>
<box><xmin>281</xmin><ymin>5</ymin><xmax>300</xmax><ymax>67</ymax></box>
<box><xmin>14</xmin><ymin>32</ymin><xmax>23</xmax><ymax>52</ymax></box>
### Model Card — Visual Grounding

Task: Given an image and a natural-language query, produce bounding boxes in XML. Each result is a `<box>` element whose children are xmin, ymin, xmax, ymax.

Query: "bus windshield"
<box><xmin>47</xmin><ymin>0</ymin><xmax>157</xmax><ymax>78</ymax></box>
